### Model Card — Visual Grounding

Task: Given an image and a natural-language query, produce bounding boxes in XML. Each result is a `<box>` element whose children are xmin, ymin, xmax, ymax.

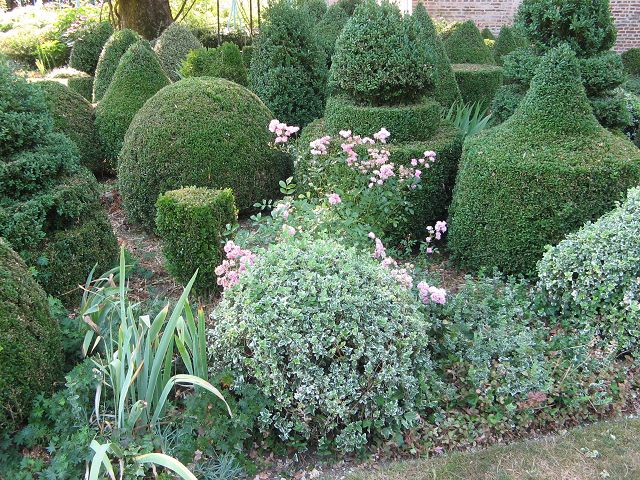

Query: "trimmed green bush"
<box><xmin>590</xmin><ymin>90</ymin><xmax>631</xmax><ymax>130</ymax></box>
<box><xmin>515</xmin><ymin>0</ymin><xmax>616</xmax><ymax>57</ymax></box>
<box><xmin>325</xmin><ymin>94</ymin><xmax>441</xmax><ymax>143</ymax></box>
<box><xmin>442</xmin><ymin>20</ymin><xmax>496</xmax><ymax>65</ymax></box>
<box><xmin>580</xmin><ymin>51</ymin><xmax>626</xmax><ymax>95</ymax></box>
<box><xmin>119</xmin><ymin>77</ymin><xmax>292</xmax><ymax>231</ymax></box>
<box><xmin>156</xmin><ymin>187</ymin><xmax>238</xmax><ymax>292</ymax></box>
<box><xmin>299</xmin><ymin>0</ymin><xmax>327</xmax><ymax>20</ymax></box>
<box><xmin>154</xmin><ymin>22</ymin><xmax>203</xmax><ymax>81</ymax></box>
<box><xmin>494</xmin><ymin>26</ymin><xmax>527</xmax><ymax>65</ymax></box>
<box><xmin>179</xmin><ymin>43</ymin><xmax>248</xmax><ymax>85</ymax></box>
<box><xmin>0</xmin><ymin>239</ymin><xmax>63</xmax><ymax>433</ymax></box>
<box><xmin>93</xmin><ymin>28</ymin><xmax>142</xmax><ymax>102</ymax></box>
<box><xmin>36</xmin><ymin>80</ymin><xmax>103</xmax><ymax>174</ymax></box>
<box><xmin>249</xmin><ymin>1</ymin><xmax>327</xmax><ymax>127</ymax></box>
<box><xmin>448</xmin><ymin>46</ymin><xmax>640</xmax><ymax>275</ymax></box>
<box><xmin>621</xmin><ymin>48</ymin><xmax>640</xmax><ymax>76</ymax></box>
<box><xmin>481</xmin><ymin>27</ymin><xmax>496</xmax><ymax>41</ymax></box>
<box><xmin>329</xmin><ymin>0</ymin><xmax>433</xmax><ymax>106</ymax></box>
<box><xmin>95</xmin><ymin>42</ymin><xmax>170</xmax><ymax>170</ymax></box>
<box><xmin>69</xmin><ymin>21</ymin><xmax>113</xmax><ymax>75</ymax></box>
<box><xmin>314</xmin><ymin>3</ymin><xmax>350</xmax><ymax>64</ymax></box>
<box><xmin>209</xmin><ymin>238</ymin><xmax>434</xmax><ymax>453</ymax></box>
<box><xmin>66</xmin><ymin>75</ymin><xmax>93</xmax><ymax>101</ymax></box>
<box><xmin>625</xmin><ymin>76</ymin><xmax>640</xmax><ymax>96</ymax></box>
<box><xmin>452</xmin><ymin>64</ymin><xmax>503</xmax><ymax>108</ymax></box>
<box><xmin>622</xmin><ymin>89</ymin><xmax>640</xmax><ymax>147</ymax></box>
<box><xmin>537</xmin><ymin>186</ymin><xmax>640</xmax><ymax>354</ymax></box>
<box><xmin>241</xmin><ymin>45</ymin><xmax>253</xmax><ymax>68</ymax></box>
<box><xmin>490</xmin><ymin>84</ymin><xmax>526</xmax><ymax>125</ymax></box>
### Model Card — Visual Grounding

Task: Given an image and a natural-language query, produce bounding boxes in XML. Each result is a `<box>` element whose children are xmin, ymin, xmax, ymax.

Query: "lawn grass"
<box><xmin>340</xmin><ymin>417</ymin><xmax>640</xmax><ymax>480</ymax></box>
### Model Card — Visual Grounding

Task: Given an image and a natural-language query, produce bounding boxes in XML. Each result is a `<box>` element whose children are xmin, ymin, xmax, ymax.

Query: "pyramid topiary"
<box><xmin>69</xmin><ymin>21</ymin><xmax>114</xmax><ymax>75</ymax></box>
<box><xmin>154</xmin><ymin>22</ymin><xmax>203</xmax><ymax>81</ymax></box>
<box><xmin>448</xmin><ymin>46</ymin><xmax>640</xmax><ymax>275</ymax></box>
<box><xmin>481</xmin><ymin>27</ymin><xmax>495</xmax><ymax>41</ymax></box>
<box><xmin>249</xmin><ymin>1</ymin><xmax>328</xmax><ymax>127</ymax></box>
<box><xmin>95</xmin><ymin>42</ymin><xmax>171</xmax><ymax>171</ymax></box>
<box><xmin>494</xmin><ymin>26</ymin><xmax>528</xmax><ymax>65</ymax></box>
<box><xmin>313</xmin><ymin>3</ymin><xmax>351</xmax><ymax>66</ymax></box>
<box><xmin>93</xmin><ymin>28</ymin><xmax>142</xmax><ymax>102</ymax></box>
<box><xmin>442</xmin><ymin>20</ymin><xmax>496</xmax><ymax>65</ymax></box>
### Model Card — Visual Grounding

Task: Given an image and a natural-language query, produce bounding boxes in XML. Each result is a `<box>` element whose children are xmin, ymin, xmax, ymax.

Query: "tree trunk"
<box><xmin>118</xmin><ymin>0</ymin><xmax>173</xmax><ymax>40</ymax></box>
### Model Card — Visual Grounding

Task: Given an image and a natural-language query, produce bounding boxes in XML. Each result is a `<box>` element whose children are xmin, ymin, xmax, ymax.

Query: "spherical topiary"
<box><xmin>442</xmin><ymin>20</ymin><xmax>496</xmax><ymax>65</ymax></box>
<box><xmin>36</xmin><ymin>80</ymin><xmax>103</xmax><ymax>175</ymax></box>
<box><xmin>452</xmin><ymin>64</ymin><xmax>503</xmax><ymax>107</ymax></box>
<box><xmin>249</xmin><ymin>1</ymin><xmax>327</xmax><ymax>127</ymax></box>
<box><xmin>0</xmin><ymin>239</ymin><xmax>63</xmax><ymax>433</ymax></box>
<box><xmin>209</xmin><ymin>238</ymin><xmax>434</xmax><ymax>453</ymax></box>
<box><xmin>95</xmin><ymin>42</ymin><xmax>170</xmax><ymax>170</ymax></box>
<box><xmin>93</xmin><ymin>28</ymin><xmax>142</xmax><ymax>102</ymax></box>
<box><xmin>448</xmin><ymin>45</ymin><xmax>640</xmax><ymax>275</ymax></box>
<box><xmin>69</xmin><ymin>21</ymin><xmax>114</xmax><ymax>75</ymax></box>
<box><xmin>621</xmin><ymin>48</ymin><xmax>640</xmax><ymax>76</ymax></box>
<box><xmin>329</xmin><ymin>0</ymin><xmax>433</xmax><ymax>106</ymax></box>
<box><xmin>66</xmin><ymin>74</ymin><xmax>93</xmax><ymax>101</ymax></box>
<box><xmin>154</xmin><ymin>22</ymin><xmax>203</xmax><ymax>81</ymax></box>
<box><xmin>515</xmin><ymin>0</ymin><xmax>616</xmax><ymax>57</ymax></box>
<box><xmin>537</xmin><ymin>186</ymin><xmax>640</xmax><ymax>354</ymax></box>
<box><xmin>119</xmin><ymin>77</ymin><xmax>292</xmax><ymax>231</ymax></box>
<box><xmin>313</xmin><ymin>3</ymin><xmax>351</xmax><ymax>64</ymax></box>
<box><xmin>179</xmin><ymin>43</ymin><xmax>248</xmax><ymax>85</ymax></box>
<box><xmin>494</xmin><ymin>26</ymin><xmax>528</xmax><ymax>65</ymax></box>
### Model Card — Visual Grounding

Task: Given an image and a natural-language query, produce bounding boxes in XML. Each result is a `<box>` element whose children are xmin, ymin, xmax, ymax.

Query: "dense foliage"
<box><xmin>66</xmin><ymin>74</ymin><xmax>93</xmax><ymax>101</ymax></box>
<box><xmin>494</xmin><ymin>25</ymin><xmax>527</xmax><ymax>65</ymax></box>
<box><xmin>92</xmin><ymin>28</ymin><xmax>141</xmax><ymax>102</ymax></box>
<box><xmin>452</xmin><ymin>64</ymin><xmax>503</xmax><ymax>107</ymax></box>
<box><xmin>442</xmin><ymin>20</ymin><xmax>495</xmax><ymax>65</ymax></box>
<box><xmin>68</xmin><ymin>20</ymin><xmax>113</xmax><ymax>75</ymax></box>
<box><xmin>179</xmin><ymin>42</ymin><xmax>248</xmax><ymax>85</ymax></box>
<box><xmin>313</xmin><ymin>3</ymin><xmax>351</xmax><ymax>65</ymax></box>
<box><xmin>622</xmin><ymin>47</ymin><xmax>640</xmax><ymax>76</ymax></box>
<box><xmin>154</xmin><ymin>22</ymin><xmax>203</xmax><ymax>81</ymax></box>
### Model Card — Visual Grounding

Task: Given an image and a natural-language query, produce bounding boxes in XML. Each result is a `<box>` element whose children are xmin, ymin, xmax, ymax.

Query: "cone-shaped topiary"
<box><xmin>249</xmin><ymin>1</ymin><xmax>328</xmax><ymax>127</ymax></box>
<box><xmin>412</xmin><ymin>2</ymin><xmax>461</xmax><ymax>107</ymax></box>
<box><xmin>442</xmin><ymin>20</ymin><xmax>496</xmax><ymax>65</ymax></box>
<box><xmin>448</xmin><ymin>45</ymin><xmax>640</xmax><ymax>275</ymax></box>
<box><xmin>154</xmin><ymin>22</ymin><xmax>203</xmax><ymax>81</ymax></box>
<box><xmin>0</xmin><ymin>239</ymin><xmax>63</xmax><ymax>433</ymax></box>
<box><xmin>95</xmin><ymin>42</ymin><xmax>171</xmax><ymax>170</ymax></box>
<box><xmin>119</xmin><ymin>77</ymin><xmax>292</xmax><ymax>231</ymax></box>
<box><xmin>37</xmin><ymin>80</ymin><xmax>103</xmax><ymax>175</ymax></box>
<box><xmin>494</xmin><ymin>26</ymin><xmax>528</xmax><ymax>65</ymax></box>
<box><xmin>93</xmin><ymin>28</ymin><xmax>142</xmax><ymax>102</ymax></box>
<box><xmin>299</xmin><ymin>0</ymin><xmax>328</xmax><ymax>20</ymax></box>
<box><xmin>314</xmin><ymin>3</ymin><xmax>351</xmax><ymax>65</ymax></box>
<box><xmin>69</xmin><ymin>21</ymin><xmax>114</xmax><ymax>75</ymax></box>
<box><xmin>481</xmin><ymin>27</ymin><xmax>496</xmax><ymax>40</ymax></box>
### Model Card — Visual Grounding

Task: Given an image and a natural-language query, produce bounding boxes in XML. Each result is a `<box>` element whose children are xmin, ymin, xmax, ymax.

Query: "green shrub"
<box><xmin>490</xmin><ymin>84</ymin><xmax>526</xmax><ymax>125</ymax></box>
<box><xmin>93</xmin><ymin>28</ymin><xmax>141</xmax><ymax>102</ymax></box>
<box><xmin>154</xmin><ymin>22</ymin><xmax>203</xmax><ymax>81</ymax></box>
<box><xmin>329</xmin><ymin>0</ymin><xmax>433</xmax><ymax>106</ymax></box>
<box><xmin>69</xmin><ymin>21</ymin><xmax>113</xmax><ymax>75</ymax></box>
<box><xmin>95</xmin><ymin>41</ymin><xmax>170</xmax><ymax>170</ymax></box>
<box><xmin>299</xmin><ymin>0</ymin><xmax>327</xmax><ymax>20</ymax></box>
<box><xmin>156</xmin><ymin>187</ymin><xmax>238</xmax><ymax>292</ymax></box>
<box><xmin>119</xmin><ymin>77</ymin><xmax>292</xmax><ymax>231</ymax></box>
<box><xmin>515</xmin><ymin>0</ymin><xmax>616</xmax><ymax>56</ymax></box>
<box><xmin>209</xmin><ymin>238</ymin><xmax>434</xmax><ymax>453</ymax></box>
<box><xmin>622</xmin><ymin>89</ymin><xmax>640</xmax><ymax>147</ymax></box>
<box><xmin>0</xmin><ymin>238</ymin><xmax>63</xmax><ymax>433</ymax></box>
<box><xmin>324</xmin><ymin>94</ymin><xmax>442</xmax><ymax>142</ymax></box>
<box><xmin>624</xmin><ymin>76</ymin><xmax>640</xmax><ymax>96</ymax></box>
<box><xmin>448</xmin><ymin>46</ymin><xmax>640</xmax><ymax>275</ymax></box>
<box><xmin>442</xmin><ymin>20</ymin><xmax>495</xmax><ymax>65</ymax></box>
<box><xmin>66</xmin><ymin>74</ymin><xmax>93</xmax><ymax>101</ymax></box>
<box><xmin>621</xmin><ymin>48</ymin><xmax>640</xmax><ymax>76</ymax></box>
<box><xmin>35</xmin><ymin>39</ymin><xmax>68</xmax><ymax>70</ymax></box>
<box><xmin>179</xmin><ymin>43</ymin><xmax>248</xmax><ymax>85</ymax></box>
<box><xmin>494</xmin><ymin>25</ymin><xmax>527</xmax><ymax>65</ymax></box>
<box><xmin>241</xmin><ymin>45</ymin><xmax>253</xmax><ymax>68</ymax></box>
<box><xmin>590</xmin><ymin>90</ymin><xmax>631</xmax><ymax>130</ymax></box>
<box><xmin>452</xmin><ymin>64</ymin><xmax>503</xmax><ymax>108</ymax></box>
<box><xmin>36</xmin><ymin>80</ymin><xmax>103</xmax><ymax>174</ymax></box>
<box><xmin>580</xmin><ymin>51</ymin><xmax>626</xmax><ymax>95</ymax></box>
<box><xmin>537</xmin><ymin>186</ymin><xmax>640</xmax><ymax>354</ymax></box>
<box><xmin>481</xmin><ymin>27</ymin><xmax>495</xmax><ymax>40</ymax></box>
<box><xmin>501</xmin><ymin>47</ymin><xmax>540</xmax><ymax>85</ymax></box>
<box><xmin>313</xmin><ymin>3</ymin><xmax>350</xmax><ymax>64</ymax></box>
<box><xmin>249</xmin><ymin>1</ymin><xmax>327</xmax><ymax>127</ymax></box>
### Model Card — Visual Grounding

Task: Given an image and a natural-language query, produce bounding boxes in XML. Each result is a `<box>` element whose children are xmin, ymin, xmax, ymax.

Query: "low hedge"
<box><xmin>66</xmin><ymin>75</ymin><xmax>93</xmax><ymax>101</ymax></box>
<box><xmin>324</xmin><ymin>95</ymin><xmax>442</xmax><ymax>143</ymax></box>
<box><xmin>93</xmin><ymin>28</ymin><xmax>142</xmax><ymax>102</ymax></box>
<box><xmin>156</xmin><ymin>187</ymin><xmax>238</xmax><ymax>292</ymax></box>
<box><xmin>69</xmin><ymin>21</ymin><xmax>114</xmax><ymax>75</ymax></box>
<box><xmin>154</xmin><ymin>22</ymin><xmax>203</xmax><ymax>81</ymax></box>
<box><xmin>452</xmin><ymin>64</ymin><xmax>503</xmax><ymax>108</ymax></box>
<box><xmin>442</xmin><ymin>20</ymin><xmax>495</xmax><ymax>65</ymax></box>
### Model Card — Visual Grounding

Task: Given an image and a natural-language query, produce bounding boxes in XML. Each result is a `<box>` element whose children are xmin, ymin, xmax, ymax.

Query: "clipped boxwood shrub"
<box><xmin>95</xmin><ymin>41</ymin><xmax>170</xmax><ymax>170</ymax></box>
<box><xmin>494</xmin><ymin>26</ymin><xmax>527</xmax><ymax>65</ymax></box>
<box><xmin>36</xmin><ymin>80</ymin><xmax>103</xmax><ymax>175</ymax></box>
<box><xmin>69</xmin><ymin>21</ymin><xmax>114</xmax><ymax>75</ymax></box>
<box><xmin>154</xmin><ymin>22</ymin><xmax>203</xmax><ymax>81</ymax></box>
<box><xmin>622</xmin><ymin>89</ymin><xmax>640</xmax><ymax>147</ymax></box>
<box><xmin>156</xmin><ymin>187</ymin><xmax>237</xmax><ymax>292</ymax></box>
<box><xmin>452</xmin><ymin>64</ymin><xmax>503</xmax><ymax>107</ymax></box>
<box><xmin>442</xmin><ymin>20</ymin><xmax>495</xmax><ymax>65</ymax></box>
<box><xmin>66</xmin><ymin>74</ymin><xmax>93</xmax><ymax>101</ymax></box>
<box><xmin>481</xmin><ymin>27</ymin><xmax>496</xmax><ymax>41</ymax></box>
<box><xmin>179</xmin><ymin>43</ymin><xmax>247</xmax><ymax>85</ymax></box>
<box><xmin>448</xmin><ymin>46</ymin><xmax>640</xmax><ymax>275</ymax></box>
<box><xmin>119</xmin><ymin>77</ymin><xmax>292</xmax><ymax>231</ymax></box>
<box><xmin>621</xmin><ymin>48</ymin><xmax>640</xmax><ymax>76</ymax></box>
<box><xmin>625</xmin><ymin>76</ymin><xmax>640</xmax><ymax>96</ymax></box>
<box><xmin>0</xmin><ymin>239</ymin><xmax>63</xmax><ymax>433</ymax></box>
<box><xmin>314</xmin><ymin>3</ymin><xmax>351</xmax><ymax>65</ymax></box>
<box><xmin>490</xmin><ymin>84</ymin><xmax>526</xmax><ymax>125</ymax></box>
<box><xmin>299</xmin><ymin>0</ymin><xmax>328</xmax><ymax>20</ymax></box>
<box><xmin>580</xmin><ymin>51</ymin><xmax>626</xmax><ymax>95</ymax></box>
<box><xmin>241</xmin><ymin>45</ymin><xmax>253</xmax><ymax>68</ymax></box>
<box><xmin>325</xmin><ymin>94</ymin><xmax>441</xmax><ymax>143</ymax></box>
<box><xmin>209</xmin><ymin>238</ymin><xmax>434</xmax><ymax>453</ymax></box>
<box><xmin>537</xmin><ymin>186</ymin><xmax>640</xmax><ymax>354</ymax></box>
<box><xmin>93</xmin><ymin>28</ymin><xmax>142</xmax><ymax>102</ymax></box>
<box><xmin>249</xmin><ymin>1</ymin><xmax>327</xmax><ymax>127</ymax></box>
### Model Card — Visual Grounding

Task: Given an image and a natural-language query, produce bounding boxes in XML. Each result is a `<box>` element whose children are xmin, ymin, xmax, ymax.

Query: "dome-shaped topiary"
<box><xmin>448</xmin><ymin>45</ymin><xmax>640</xmax><ymax>275</ymax></box>
<box><xmin>249</xmin><ymin>0</ymin><xmax>328</xmax><ymax>127</ymax></box>
<box><xmin>329</xmin><ymin>0</ymin><xmax>434</xmax><ymax>106</ymax></box>
<box><xmin>179</xmin><ymin>43</ymin><xmax>247</xmax><ymax>85</ymax></box>
<box><xmin>0</xmin><ymin>239</ymin><xmax>63</xmax><ymax>433</ymax></box>
<box><xmin>494</xmin><ymin>26</ymin><xmax>528</xmax><ymax>65</ymax></box>
<box><xmin>69</xmin><ymin>21</ymin><xmax>114</xmax><ymax>75</ymax></box>
<box><xmin>95</xmin><ymin>41</ymin><xmax>170</xmax><ymax>170</ymax></box>
<box><xmin>209</xmin><ymin>238</ymin><xmax>434</xmax><ymax>453</ymax></box>
<box><xmin>442</xmin><ymin>20</ymin><xmax>496</xmax><ymax>65</ymax></box>
<box><xmin>36</xmin><ymin>80</ymin><xmax>103</xmax><ymax>175</ymax></box>
<box><xmin>93</xmin><ymin>28</ymin><xmax>142</xmax><ymax>102</ymax></box>
<box><xmin>154</xmin><ymin>22</ymin><xmax>203</xmax><ymax>81</ymax></box>
<box><xmin>119</xmin><ymin>77</ymin><xmax>292</xmax><ymax>231</ymax></box>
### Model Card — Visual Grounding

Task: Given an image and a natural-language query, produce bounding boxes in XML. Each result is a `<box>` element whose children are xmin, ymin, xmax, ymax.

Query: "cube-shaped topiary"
<box><xmin>119</xmin><ymin>77</ymin><xmax>292</xmax><ymax>231</ymax></box>
<box><xmin>494</xmin><ymin>25</ymin><xmax>528</xmax><ymax>65</ymax></box>
<box><xmin>0</xmin><ymin>239</ymin><xmax>63</xmax><ymax>433</ymax></box>
<box><xmin>442</xmin><ymin>20</ymin><xmax>496</xmax><ymax>65</ymax></box>
<box><xmin>448</xmin><ymin>45</ymin><xmax>640</xmax><ymax>275</ymax></box>
<box><xmin>156</xmin><ymin>187</ymin><xmax>238</xmax><ymax>292</ymax></box>
<box><xmin>452</xmin><ymin>64</ymin><xmax>503</xmax><ymax>108</ymax></box>
<box><xmin>154</xmin><ymin>22</ymin><xmax>203</xmax><ymax>81</ymax></box>
<box><xmin>69</xmin><ymin>21</ymin><xmax>114</xmax><ymax>75</ymax></box>
<box><xmin>179</xmin><ymin>42</ymin><xmax>248</xmax><ymax>85</ymax></box>
<box><xmin>93</xmin><ymin>28</ymin><xmax>142</xmax><ymax>102</ymax></box>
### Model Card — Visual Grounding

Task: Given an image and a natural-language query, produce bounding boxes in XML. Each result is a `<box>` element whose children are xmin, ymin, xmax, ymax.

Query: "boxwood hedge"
<box><xmin>452</xmin><ymin>64</ymin><xmax>503</xmax><ymax>108</ymax></box>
